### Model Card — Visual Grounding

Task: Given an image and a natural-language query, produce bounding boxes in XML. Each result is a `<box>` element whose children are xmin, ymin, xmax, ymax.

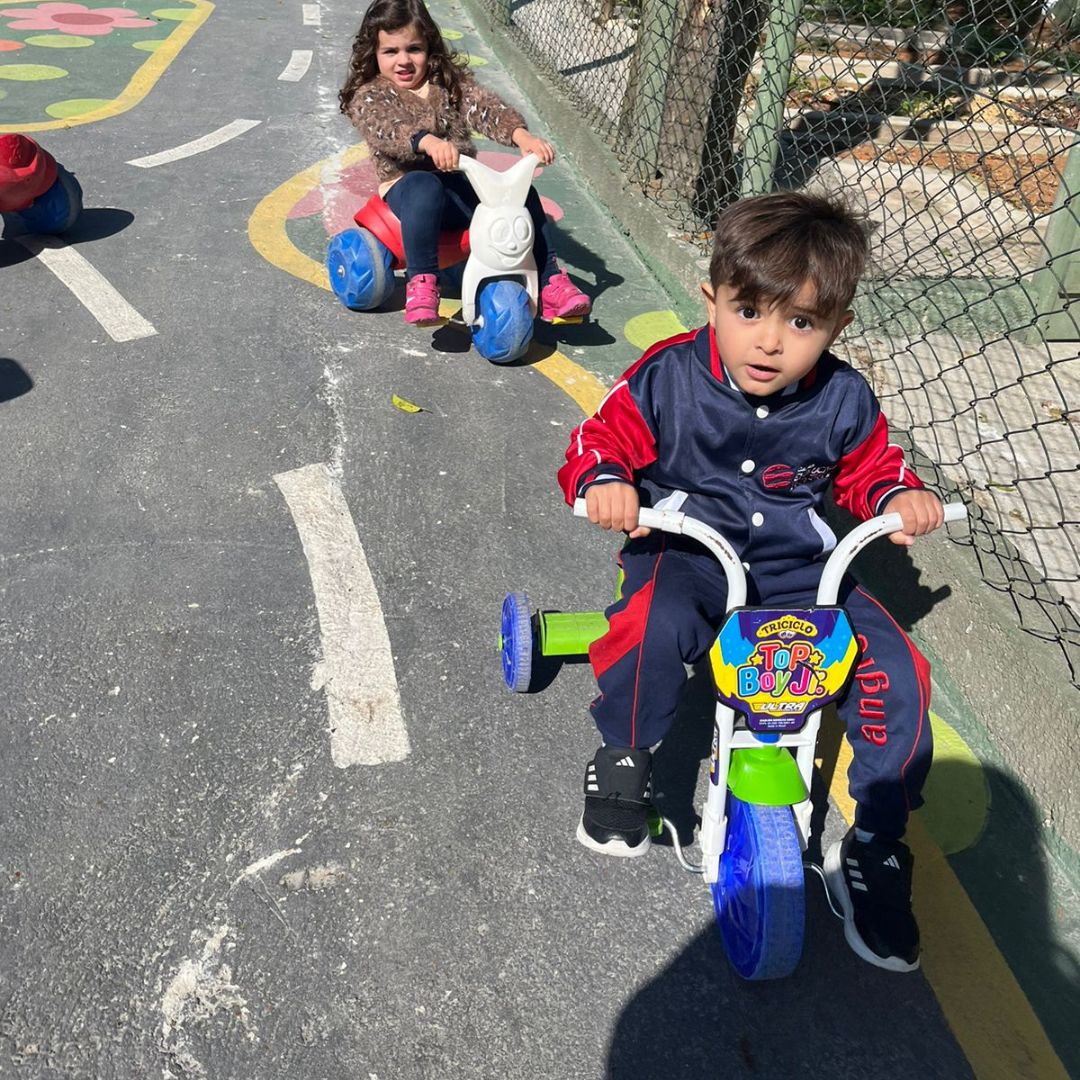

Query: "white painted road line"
<box><xmin>302</xmin><ymin>3</ymin><xmax>321</xmax><ymax>26</ymax></box>
<box><xmin>278</xmin><ymin>49</ymin><xmax>313</xmax><ymax>81</ymax></box>
<box><xmin>127</xmin><ymin>119</ymin><xmax>262</xmax><ymax>168</ymax></box>
<box><xmin>15</xmin><ymin>235</ymin><xmax>157</xmax><ymax>343</ymax></box>
<box><xmin>274</xmin><ymin>463</ymin><xmax>410</xmax><ymax>767</ymax></box>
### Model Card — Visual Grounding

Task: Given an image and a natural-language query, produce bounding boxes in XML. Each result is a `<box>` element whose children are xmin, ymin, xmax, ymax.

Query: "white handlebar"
<box><xmin>573</xmin><ymin>497</ymin><xmax>968</xmax><ymax>610</ymax></box>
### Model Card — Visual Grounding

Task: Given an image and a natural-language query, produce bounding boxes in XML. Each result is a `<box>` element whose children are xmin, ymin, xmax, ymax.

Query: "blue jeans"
<box><xmin>384</xmin><ymin>168</ymin><xmax>558</xmax><ymax>283</ymax></box>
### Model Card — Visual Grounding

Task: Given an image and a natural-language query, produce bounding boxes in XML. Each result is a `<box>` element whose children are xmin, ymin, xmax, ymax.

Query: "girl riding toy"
<box><xmin>327</xmin><ymin>153</ymin><xmax>544</xmax><ymax>364</ymax></box>
<box><xmin>0</xmin><ymin>133</ymin><xmax>82</xmax><ymax>238</ymax></box>
<box><xmin>500</xmin><ymin>498</ymin><xmax>966</xmax><ymax>979</ymax></box>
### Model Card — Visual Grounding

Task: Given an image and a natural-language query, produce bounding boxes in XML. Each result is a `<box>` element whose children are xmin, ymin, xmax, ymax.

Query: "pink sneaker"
<box><xmin>404</xmin><ymin>273</ymin><xmax>441</xmax><ymax>325</ymax></box>
<box><xmin>541</xmin><ymin>270</ymin><xmax>591</xmax><ymax>322</ymax></box>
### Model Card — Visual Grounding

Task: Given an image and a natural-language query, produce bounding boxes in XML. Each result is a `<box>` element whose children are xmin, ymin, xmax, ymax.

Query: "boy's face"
<box><xmin>703</xmin><ymin>280</ymin><xmax>852</xmax><ymax>397</ymax></box>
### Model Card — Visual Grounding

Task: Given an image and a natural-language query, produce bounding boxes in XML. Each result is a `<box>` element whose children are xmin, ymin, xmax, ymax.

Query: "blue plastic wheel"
<box><xmin>327</xmin><ymin>227</ymin><xmax>395</xmax><ymax>311</ymax></box>
<box><xmin>5</xmin><ymin>164</ymin><xmax>82</xmax><ymax>236</ymax></box>
<box><xmin>711</xmin><ymin>794</ymin><xmax>805</xmax><ymax>980</ymax></box>
<box><xmin>472</xmin><ymin>279</ymin><xmax>533</xmax><ymax>364</ymax></box>
<box><xmin>499</xmin><ymin>591</ymin><xmax>533</xmax><ymax>692</ymax></box>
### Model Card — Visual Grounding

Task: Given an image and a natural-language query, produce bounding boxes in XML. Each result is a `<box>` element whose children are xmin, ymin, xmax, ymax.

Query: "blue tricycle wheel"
<box><xmin>711</xmin><ymin>794</ymin><xmax>805</xmax><ymax>980</ymax></box>
<box><xmin>5</xmin><ymin>164</ymin><xmax>83</xmax><ymax>236</ymax></box>
<box><xmin>500</xmin><ymin>591</ymin><xmax>533</xmax><ymax>692</ymax></box>
<box><xmin>327</xmin><ymin>227</ymin><xmax>395</xmax><ymax>311</ymax></box>
<box><xmin>472</xmin><ymin>279</ymin><xmax>533</xmax><ymax>364</ymax></box>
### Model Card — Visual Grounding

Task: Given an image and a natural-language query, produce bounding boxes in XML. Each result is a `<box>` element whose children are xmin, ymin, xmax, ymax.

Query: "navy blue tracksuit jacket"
<box><xmin>558</xmin><ymin>326</ymin><xmax>934</xmax><ymax>839</ymax></box>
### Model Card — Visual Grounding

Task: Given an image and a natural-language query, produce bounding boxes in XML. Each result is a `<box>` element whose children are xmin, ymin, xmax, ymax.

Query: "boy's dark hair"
<box><xmin>709</xmin><ymin>192</ymin><xmax>869</xmax><ymax>319</ymax></box>
<box><xmin>339</xmin><ymin>0</ymin><xmax>468</xmax><ymax>114</ymax></box>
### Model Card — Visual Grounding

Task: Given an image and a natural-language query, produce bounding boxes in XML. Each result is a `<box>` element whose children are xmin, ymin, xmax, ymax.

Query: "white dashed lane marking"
<box><xmin>274</xmin><ymin>463</ymin><xmax>410</xmax><ymax>767</ymax></box>
<box><xmin>278</xmin><ymin>49</ymin><xmax>313</xmax><ymax>81</ymax></box>
<box><xmin>15</xmin><ymin>235</ymin><xmax>157</xmax><ymax>343</ymax></box>
<box><xmin>302</xmin><ymin>3</ymin><xmax>321</xmax><ymax>26</ymax></box>
<box><xmin>127</xmin><ymin>119</ymin><xmax>262</xmax><ymax>168</ymax></box>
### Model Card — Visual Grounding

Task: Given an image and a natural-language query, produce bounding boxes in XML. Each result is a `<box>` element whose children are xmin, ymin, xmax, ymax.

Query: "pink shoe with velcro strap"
<box><xmin>404</xmin><ymin>273</ymin><xmax>441</xmax><ymax>325</ymax></box>
<box><xmin>540</xmin><ymin>270</ymin><xmax>591</xmax><ymax>322</ymax></box>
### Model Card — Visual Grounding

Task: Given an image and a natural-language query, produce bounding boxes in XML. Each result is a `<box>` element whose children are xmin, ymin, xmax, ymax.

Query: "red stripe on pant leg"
<box><xmin>855</xmin><ymin>586</ymin><xmax>932</xmax><ymax>812</ymax></box>
<box><xmin>588</xmin><ymin>578</ymin><xmax>656</xmax><ymax>681</ymax></box>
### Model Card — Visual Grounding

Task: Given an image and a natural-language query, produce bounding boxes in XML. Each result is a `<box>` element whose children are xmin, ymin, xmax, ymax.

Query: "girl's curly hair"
<box><xmin>339</xmin><ymin>0</ymin><xmax>469</xmax><ymax>114</ymax></box>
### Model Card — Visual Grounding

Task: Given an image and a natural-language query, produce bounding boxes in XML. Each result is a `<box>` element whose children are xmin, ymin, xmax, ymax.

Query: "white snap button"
<box><xmin>756</xmin><ymin>406</ymin><xmax>769</xmax><ymax>418</ymax></box>
<box><xmin>742</xmin><ymin>562</ymin><xmax>750</xmax><ymax>571</ymax></box>
<box><xmin>752</xmin><ymin>512</ymin><xmax>764</xmax><ymax>527</ymax></box>
<box><xmin>741</xmin><ymin>459</ymin><xmax>755</xmax><ymax>474</ymax></box>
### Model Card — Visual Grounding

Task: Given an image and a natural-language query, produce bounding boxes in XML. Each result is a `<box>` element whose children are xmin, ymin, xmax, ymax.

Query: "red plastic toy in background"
<box><xmin>0</xmin><ymin>134</ymin><xmax>57</xmax><ymax>212</ymax></box>
<box><xmin>0</xmin><ymin>132</ymin><xmax>82</xmax><ymax>235</ymax></box>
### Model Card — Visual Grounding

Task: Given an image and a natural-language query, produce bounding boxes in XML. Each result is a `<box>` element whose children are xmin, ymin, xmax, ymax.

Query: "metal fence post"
<box><xmin>623</xmin><ymin>0</ymin><xmax>680</xmax><ymax>184</ymax></box>
<box><xmin>739</xmin><ymin>0</ymin><xmax>803</xmax><ymax>197</ymax></box>
<box><xmin>1035</xmin><ymin>139</ymin><xmax>1080</xmax><ymax>342</ymax></box>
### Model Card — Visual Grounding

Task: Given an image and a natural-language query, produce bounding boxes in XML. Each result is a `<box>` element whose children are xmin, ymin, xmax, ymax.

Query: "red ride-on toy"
<box><xmin>326</xmin><ymin>154</ymin><xmax>546</xmax><ymax>364</ymax></box>
<box><xmin>0</xmin><ymin>133</ymin><xmax>82</xmax><ymax>237</ymax></box>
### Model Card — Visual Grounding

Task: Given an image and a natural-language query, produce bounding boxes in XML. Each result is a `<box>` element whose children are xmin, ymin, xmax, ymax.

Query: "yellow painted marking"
<box><xmin>818</xmin><ymin>716</ymin><xmax>1066</xmax><ymax>1080</ymax></box>
<box><xmin>623</xmin><ymin>309</ymin><xmax>686</xmax><ymax>351</ymax></box>
<box><xmin>248</xmin><ymin>145</ymin><xmax>372</xmax><ymax>291</ymax></box>
<box><xmin>0</xmin><ymin>0</ymin><xmax>214</xmax><ymax>133</ymax></box>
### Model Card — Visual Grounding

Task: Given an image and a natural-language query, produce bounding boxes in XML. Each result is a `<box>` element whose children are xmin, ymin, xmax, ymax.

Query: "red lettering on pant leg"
<box><xmin>861</xmin><ymin>723</ymin><xmax>888</xmax><ymax>745</ymax></box>
<box><xmin>859</xmin><ymin>698</ymin><xmax>885</xmax><ymax>721</ymax></box>
<box><xmin>856</xmin><ymin>669</ymin><xmax>891</xmax><ymax>695</ymax></box>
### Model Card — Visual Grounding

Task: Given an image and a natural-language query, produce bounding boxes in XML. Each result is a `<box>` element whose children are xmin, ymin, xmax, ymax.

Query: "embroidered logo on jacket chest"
<box><xmin>760</xmin><ymin>462</ymin><xmax>836</xmax><ymax>491</ymax></box>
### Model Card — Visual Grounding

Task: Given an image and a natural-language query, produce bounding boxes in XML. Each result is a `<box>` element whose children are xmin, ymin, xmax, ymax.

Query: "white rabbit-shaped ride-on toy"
<box><xmin>327</xmin><ymin>153</ymin><xmax>543</xmax><ymax>364</ymax></box>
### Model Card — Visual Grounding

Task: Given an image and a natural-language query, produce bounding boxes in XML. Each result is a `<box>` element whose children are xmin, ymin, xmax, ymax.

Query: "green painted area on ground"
<box><xmin>0</xmin><ymin>0</ymin><xmax>199</xmax><ymax>125</ymax></box>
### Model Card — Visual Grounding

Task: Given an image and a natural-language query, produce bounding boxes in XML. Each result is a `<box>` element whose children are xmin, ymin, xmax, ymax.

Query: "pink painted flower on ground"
<box><xmin>0</xmin><ymin>3</ymin><xmax>157</xmax><ymax>36</ymax></box>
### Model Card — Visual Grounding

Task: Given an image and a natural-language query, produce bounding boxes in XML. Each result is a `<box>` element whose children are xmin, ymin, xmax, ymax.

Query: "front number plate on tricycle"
<box><xmin>709</xmin><ymin>607</ymin><xmax>858</xmax><ymax>732</ymax></box>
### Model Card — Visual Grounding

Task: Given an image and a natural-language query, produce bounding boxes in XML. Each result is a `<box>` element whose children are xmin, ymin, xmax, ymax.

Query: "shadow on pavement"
<box><xmin>0</xmin><ymin>358</ymin><xmax>33</xmax><ymax>404</ymax></box>
<box><xmin>63</xmin><ymin>207</ymin><xmax>135</xmax><ymax>244</ymax></box>
<box><xmin>606</xmin><ymin>754</ymin><xmax>1079</xmax><ymax>1079</ymax></box>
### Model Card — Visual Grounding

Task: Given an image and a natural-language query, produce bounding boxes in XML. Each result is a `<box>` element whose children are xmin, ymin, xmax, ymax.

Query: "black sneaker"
<box><xmin>824</xmin><ymin>827</ymin><xmax>920</xmax><ymax>972</ymax></box>
<box><xmin>576</xmin><ymin>745</ymin><xmax>652</xmax><ymax>858</ymax></box>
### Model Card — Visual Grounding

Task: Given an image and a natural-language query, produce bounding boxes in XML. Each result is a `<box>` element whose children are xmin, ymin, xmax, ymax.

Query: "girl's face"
<box><xmin>376</xmin><ymin>24</ymin><xmax>429</xmax><ymax>90</ymax></box>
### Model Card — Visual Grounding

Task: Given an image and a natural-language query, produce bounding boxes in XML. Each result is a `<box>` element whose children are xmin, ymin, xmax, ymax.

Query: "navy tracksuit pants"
<box><xmin>588</xmin><ymin>536</ymin><xmax>933</xmax><ymax>841</ymax></box>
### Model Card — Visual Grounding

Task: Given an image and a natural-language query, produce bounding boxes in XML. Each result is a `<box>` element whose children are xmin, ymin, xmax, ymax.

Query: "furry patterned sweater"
<box><xmin>345</xmin><ymin>74</ymin><xmax>527</xmax><ymax>190</ymax></box>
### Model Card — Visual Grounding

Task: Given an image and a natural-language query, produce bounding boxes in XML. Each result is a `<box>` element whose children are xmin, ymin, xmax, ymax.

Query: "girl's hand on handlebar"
<box><xmin>513</xmin><ymin>129</ymin><xmax>555</xmax><ymax>165</ymax></box>
<box><xmin>584</xmin><ymin>482</ymin><xmax>650</xmax><ymax>538</ymax></box>
<box><xmin>419</xmin><ymin>135</ymin><xmax>459</xmax><ymax>171</ymax></box>
<box><xmin>882</xmin><ymin>489</ymin><xmax>945</xmax><ymax>546</ymax></box>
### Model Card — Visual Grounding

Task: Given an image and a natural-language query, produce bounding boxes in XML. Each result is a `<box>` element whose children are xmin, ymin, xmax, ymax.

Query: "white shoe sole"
<box><xmin>823</xmin><ymin>840</ymin><xmax>920</xmax><ymax>973</ymax></box>
<box><xmin>576</xmin><ymin>815</ymin><xmax>651</xmax><ymax>858</ymax></box>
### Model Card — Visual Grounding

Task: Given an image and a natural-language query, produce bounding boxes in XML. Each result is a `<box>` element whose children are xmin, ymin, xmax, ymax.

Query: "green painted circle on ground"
<box><xmin>45</xmin><ymin>97</ymin><xmax>110</xmax><ymax>118</ymax></box>
<box><xmin>151</xmin><ymin>7</ymin><xmax>193</xmax><ymax>18</ymax></box>
<box><xmin>24</xmin><ymin>34</ymin><xmax>94</xmax><ymax>48</ymax></box>
<box><xmin>465</xmin><ymin>54</ymin><xmax>487</xmax><ymax>67</ymax></box>
<box><xmin>441</xmin><ymin>28</ymin><xmax>463</xmax><ymax>39</ymax></box>
<box><xmin>0</xmin><ymin>63</ymin><xmax>69</xmax><ymax>81</ymax></box>
<box><xmin>916</xmin><ymin>711</ymin><xmax>990</xmax><ymax>855</ymax></box>
<box><xmin>133</xmin><ymin>39</ymin><xmax>166</xmax><ymax>51</ymax></box>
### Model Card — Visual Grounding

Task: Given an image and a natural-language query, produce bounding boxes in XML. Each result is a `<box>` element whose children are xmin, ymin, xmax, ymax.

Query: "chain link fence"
<box><xmin>474</xmin><ymin>0</ymin><xmax>1080</xmax><ymax>682</ymax></box>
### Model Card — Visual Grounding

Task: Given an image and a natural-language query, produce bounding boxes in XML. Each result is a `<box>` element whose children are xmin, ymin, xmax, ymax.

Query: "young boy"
<box><xmin>557</xmin><ymin>192</ymin><xmax>944</xmax><ymax>973</ymax></box>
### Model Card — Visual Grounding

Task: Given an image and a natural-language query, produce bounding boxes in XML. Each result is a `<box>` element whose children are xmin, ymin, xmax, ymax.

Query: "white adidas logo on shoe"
<box><xmin>883</xmin><ymin>854</ymin><xmax>901</xmax><ymax>870</ymax></box>
<box><xmin>615</xmin><ymin>756</ymin><xmax>635</xmax><ymax>767</ymax></box>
